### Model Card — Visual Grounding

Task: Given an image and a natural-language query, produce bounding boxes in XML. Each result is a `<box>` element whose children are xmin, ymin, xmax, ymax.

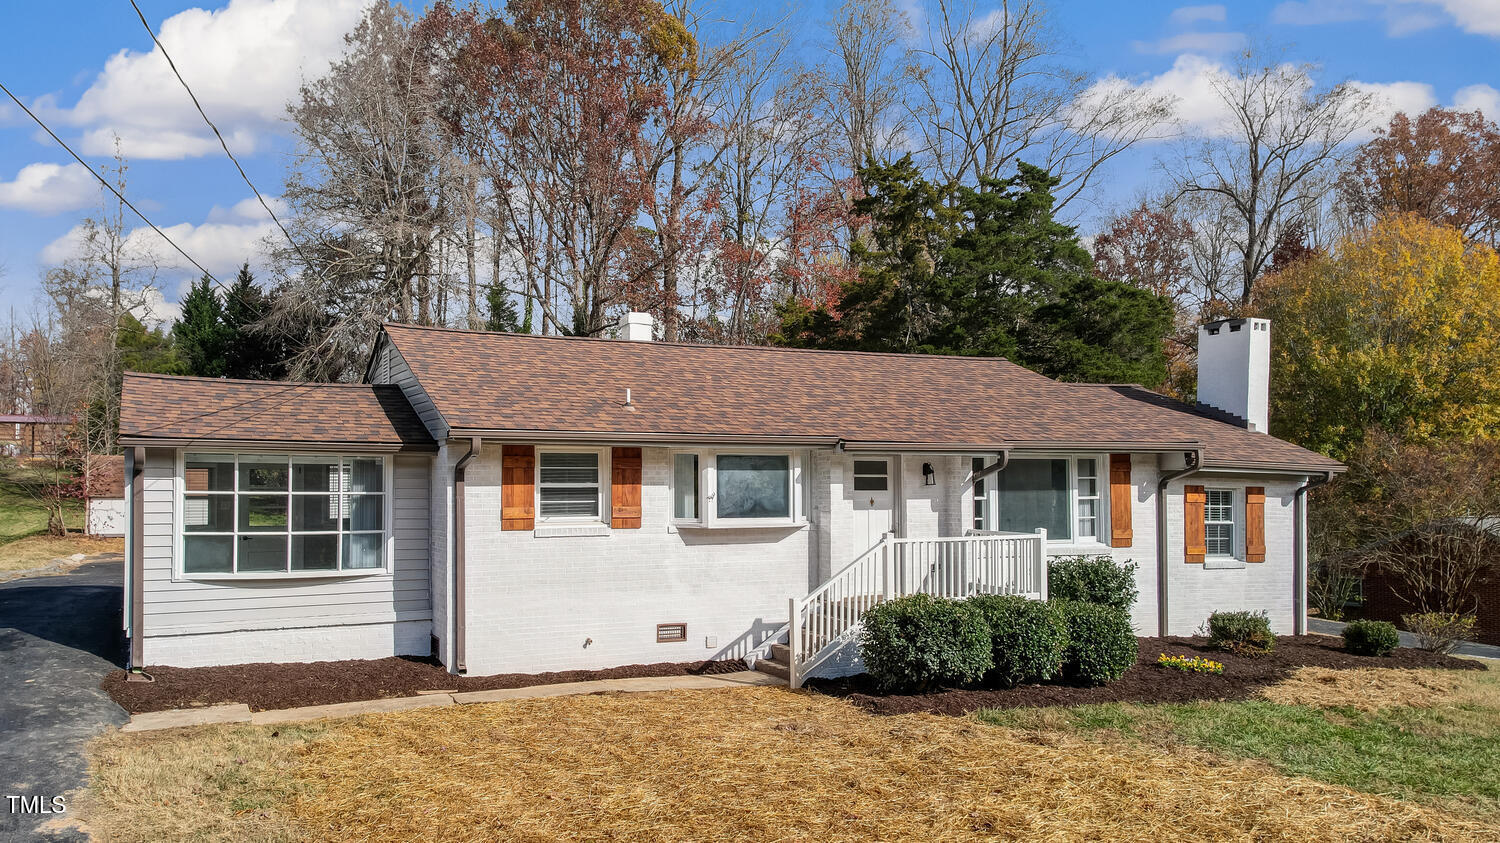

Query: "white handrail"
<box><xmin>787</xmin><ymin>529</ymin><xmax>1047</xmax><ymax>688</ymax></box>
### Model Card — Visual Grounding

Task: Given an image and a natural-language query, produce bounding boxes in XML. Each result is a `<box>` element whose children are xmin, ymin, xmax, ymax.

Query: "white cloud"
<box><xmin>1168</xmin><ymin>5</ymin><xmax>1228</xmax><ymax>25</ymax></box>
<box><xmin>1454</xmin><ymin>83</ymin><xmax>1500</xmax><ymax>117</ymax></box>
<box><xmin>0</xmin><ymin>162</ymin><xmax>98</xmax><ymax>215</ymax></box>
<box><xmin>1350</xmin><ymin>80</ymin><xmax>1438</xmax><ymax>129</ymax></box>
<box><xmin>40</xmin><ymin>0</ymin><xmax>367</xmax><ymax>160</ymax></box>
<box><xmin>1272</xmin><ymin>0</ymin><xmax>1500</xmax><ymax>38</ymax></box>
<box><xmin>1133</xmin><ymin>31</ymin><xmax>1247</xmax><ymax>54</ymax></box>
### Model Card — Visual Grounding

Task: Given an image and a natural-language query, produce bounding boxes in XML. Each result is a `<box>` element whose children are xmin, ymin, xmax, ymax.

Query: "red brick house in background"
<box><xmin>1354</xmin><ymin>522</ymin><xmax>1500</xmax><ymax>646</ymax></box>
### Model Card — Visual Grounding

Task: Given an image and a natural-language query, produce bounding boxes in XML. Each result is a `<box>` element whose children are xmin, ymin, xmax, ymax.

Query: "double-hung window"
<box><xmin>537</xmin><ymin>451</ymin><xmax>602</xmax><ymax>521</ymax></box>
<box><xmin>1205</xmin><ymin>489</ymin><xmax>1236</xmax><ymax>557</ymax></box>
<box><xmin>181</xmin><ymin>453</ymin><xmax>387</xmax><ymax>577</ymax></box>
<box><xmin>1075</xmin><ymin>458</ymin><xmax>1101</xmax><ymax>542</ymax></box>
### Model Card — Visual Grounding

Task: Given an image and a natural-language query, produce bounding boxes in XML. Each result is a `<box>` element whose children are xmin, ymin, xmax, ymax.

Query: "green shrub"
<box><xmin>1342</xmin><ymin>619</ymin><xmax>1400</xmax><ymax>657</ymax></box>
<box><xmin>1054</xmin><ymin>599</ymin><xmax>1138</xmax><ymax>685</ymax></box>
<box><xmin>969</xmin><ymin>595</ymin><xmax>1068</xmax><ymax>687</ymax></box>
<box><xmin>1047</xmin><ymin>555</ymin><xmax>1140</xmax><ymax>612</ymax></box>
<box><xmin>1205</xmin><ymin>610</ymin><xmax>1276</xmax><ymax>656</ymax></box>
<box><xmin>1401</xmin><ymin>612</ymin><xmax>1477</xmax><ymax>655</ymax></box>
<box><xmin>859</xmin><ymin>594</ymin><xmax>992</xmax><ymax>692</ymax></box>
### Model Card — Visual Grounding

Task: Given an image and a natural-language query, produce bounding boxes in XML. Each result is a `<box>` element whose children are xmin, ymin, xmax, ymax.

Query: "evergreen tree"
<box><xmin>172</xmin><ymin>274</ymin><xmax>231</xmax><ymax>377</ymax></box>
<box><xmin>485</xmin><ymin>283</ymin><xmax>521</xmax><ymax>332</ymax></box>
<box><xmin>222</xmin><ymin>264</ymin><xmax>291</xmax><ymax>380</ymax></box>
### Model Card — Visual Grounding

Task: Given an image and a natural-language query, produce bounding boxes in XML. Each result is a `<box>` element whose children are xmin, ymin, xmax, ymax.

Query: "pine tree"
<box><xmin>222</xmin><ymin>264</ymin><xmax>291</xmax><ymax>380</ymax></box>
<box><xmin>485</xmin><ymin>283</ymin><xmax>521</xmax><ymax>332</ymax></box>
<box><xmin>172</xmin><ymin>275</ymin><xmax>230</xmax><ymax>377</ymax></box>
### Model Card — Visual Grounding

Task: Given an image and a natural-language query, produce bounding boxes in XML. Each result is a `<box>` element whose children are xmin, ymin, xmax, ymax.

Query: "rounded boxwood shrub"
<box><xmin>969</xmin><ymin>594</ymin><xmax>1068</xmax><ymax>687</ymax></box>
<box><xmin>1054</xmin><ymin>599</ymin><xmax>1138</xmax><ymax>685</ymax></box>
<box><xmin>1205</xmin><ymin>610</ymin><xmax>1276</xmax><ymax>656</ymax></box>
<box><xmin>1047</xmin><ymin>555</ymin><xmax>1140</xmax><ymax>612</ymax></box>
<box><xmin>859</xmin><ymin>594</ymin><xmax>992</xmax><ymax>692</ymax></box>
<box><xmin>1342</xmin><ymin>619</ymin><xmax>1400</xmax><ymax>657</ymax></box>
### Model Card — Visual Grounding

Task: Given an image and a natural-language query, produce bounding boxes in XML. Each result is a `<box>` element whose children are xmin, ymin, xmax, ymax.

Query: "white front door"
<box><xmin>851</xmin><ymin>458</ymin><xmax>895</xmax><ymax>552</ymax></box>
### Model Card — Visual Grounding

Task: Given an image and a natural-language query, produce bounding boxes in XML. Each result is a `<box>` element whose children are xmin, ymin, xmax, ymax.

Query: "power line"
<box><xmin>126</xmin><ymin>0</ymin><xmax>310</xmax><ymax>267</ymax></box>
<box><xmin>0</xmin><ymin>80</ymin><xmax>228</xmax><ymax>291</ymax></box>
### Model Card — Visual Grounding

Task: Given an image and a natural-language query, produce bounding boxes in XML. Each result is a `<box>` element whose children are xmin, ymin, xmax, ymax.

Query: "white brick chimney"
<box><xmin>1197</xmin><ymin>318</ymin><xmax>1271</xmax><ymax>432</ymax></box>
<box><xmin>621</xmin><ymin>311</ymin><xmax>655</xmax><ymax>342</ymax></box>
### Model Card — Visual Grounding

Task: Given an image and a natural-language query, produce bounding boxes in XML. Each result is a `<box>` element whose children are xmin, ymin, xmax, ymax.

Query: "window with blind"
<box><xmin>181</xmin><ymin>453</ymin><xmax>387</xmax><ymax>577</ymax></box>
<box><xmin>537</xmin><ymin>451</ymin><xmax>603</xmax><ymax>520</ymax></box>
<box><xmin>1205</xmin><ymin>489</ymin><xmax>1236</xmax><ymax>557</ymax></box>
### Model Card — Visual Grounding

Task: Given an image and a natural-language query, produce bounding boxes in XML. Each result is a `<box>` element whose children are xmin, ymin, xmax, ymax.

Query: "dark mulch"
<box><xmin>103</xmin><ymin>656</ymin><xmax>747</xmax><ymax>714</ymax></box>
<box><xmin>805</xmin><ymin>635</ymin><xmax>1486</xmax><ymax>717</ymax></box>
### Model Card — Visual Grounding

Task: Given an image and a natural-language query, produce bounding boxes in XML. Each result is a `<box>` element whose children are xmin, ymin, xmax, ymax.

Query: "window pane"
<box><xmin>239</xmin><ymin>495</ymin><xmax>288</xmax><ymax>532</ymax></box>
<box><xmin>716</xmin><ymin>455</ymin><xmax>790</xmax><ymax>519</ymax></box>
<box><xmin>1078</xmin><ymin>477</ymin><xmax>1098</xmax><ymax>497</ymax></box>
<box><xmin>291</xmin><ymin>494</ymin><xmax>339</xmax><ymax>532</ymax></box>
<box><xmin>995</xmin><ymin>459</ymin><xmax>1070</xmax><ymax>540</ymax></box>
<box><xmin>238</xmin><ymin>455</ymin><xmax>288</xmax><ymax>492</ymax></box>
<box><xmin>972</xmin><ymin>457</ymin><xmax>987</xmax><ymax>530</ymax></box>
<box><xmin>1077</xmin><ymin>499</ymin><xmax>1097</xmax><ymax>539</ymax></box>
<box><xmin>852</xmin><ymin>461</ymin><xmax>889</xmax><ymax>491</ymax></box>
<box><xmin>183</xmin><ymin>535</ymin><xmax>232</xmax><ymax>573</ymax></box>
<box><xmin>343</xmin><ymin>533</ymin><xmax>383</xmax><ymax>569</ymax></box>
<box><xmin>853</xmin><ymin>460</ymin><xmax>888</xmax><ymax>475</ymax></box>
<box><xmin>184</xmin><ymin>495</ymin><xmax>233</xmax><ymax>532</ymax></box>
<box><xmin>1206</xmin><ymin>524</ymin><xmax>1233</xmax><ymax>556</ymax></box>
<box><xmin>291</xmin><ymin>534</ymin><xmax>338</xmax><ymax>571</ymax></box>
<box><xmin>185</xmin><ymin>454</ymin><xmax>234</xmax><ymax>492</ymax></box>
<box><xmin>673</xmin><ymin>454</ymin><xmax>698</xmax><ymax>520</ymax></box>
<box><xmin>346</xmin><ymin>495</ymin><xmax>384</xmax><ymax>531</ymax></box>
<box><xmin>237</xmin><ymin>535</ymin><xmax>287</xmax><ymax>572</ymax></box>
<box><xmin>539</xmin><ymin>486</ymin><xmax>599</xmax><ymax>517</ymax></box>
<box><xmin>348</xmin><ymin>458</ymin><xmax>384</xmax><ymax>493</ymax></box>
<box><xmin>292</xmin><ymin>458</ymin><xmax>340</xmax><ymax>492</ymax></box>
<box><xmin>853</xmin><ymin>475</ymin><xmax>888</xmax><ymax>491</ymax></box>
<box><xmin>539</xmin><ymin>452</ymin><xmax>598</xmax><ymax>485</ymax></box>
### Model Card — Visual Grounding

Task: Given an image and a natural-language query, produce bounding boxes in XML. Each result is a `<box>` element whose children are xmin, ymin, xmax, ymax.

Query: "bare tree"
<box><xmin>823</xmin><ymin>0</ymin><xmax>910</xmax><ymax>177</ymax></box>
<box><xmin>1164</xmin><ymin>49</ymin><xmax>1373</xmax><ymax>305</ymax></box>
<box><xmin>906</xmin><ymin>0</ymin><xmax>1171</xmax><ymax>206</ymax></box>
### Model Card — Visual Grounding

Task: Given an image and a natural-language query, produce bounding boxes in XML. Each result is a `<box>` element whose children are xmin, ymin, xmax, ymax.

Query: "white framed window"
<box><xmin>671</xmin><ymin>450</ymin><xmax>804</xmax><ymax>527</ymax></box>
<box><xmin>537</xmin><ymin>449</ymin><xmax>605</xmax><ymax>522</ymax></box>
<box><xmin>1205</xmin><ymin>488</ymin><xmax>1236</xmax><ymax>557</ymax></box>
<box><xmin>972</xmin><ymin>457</ymin><xmax>987</xmax><ymax>531</ymax></box>
<box><xmin>972</xmin><ymin>455</ymin><xmax>1109</xmax><ymax>545</ymax></box>
<box><xmin>179</xmin><ymin>452</ymin><xmax>390</xmax><ymax>578</ymax></box>
<box><xmin>1075</xmin><ymin>458</ymin><xmax>1101</xmax><ymax>542</ymax></box>
<box><xmin>852</xmin><ymin>459</ymin><xmax>889</xmax><ymax>492</ymax></box>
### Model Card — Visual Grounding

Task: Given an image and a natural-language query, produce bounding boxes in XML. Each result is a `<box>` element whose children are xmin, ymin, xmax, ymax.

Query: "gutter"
<box><xmin>1156</xmin><ymin>449</ymin><xmax>1204</xmax><ymax>638</ymax></box>
<box><xmin>1293</xmin><ymin>471</ymin><xmax>1336</xmax><ymax>635</ymax></box>
<box><xmin>127</xmin><ymin>446</ymin><xmax>148</xmax><ymax>679</ymax></box>
<box><xmin>452</xmin><ymin>437</ymin><xmax>482</xmax><ymax>674</ymax></box>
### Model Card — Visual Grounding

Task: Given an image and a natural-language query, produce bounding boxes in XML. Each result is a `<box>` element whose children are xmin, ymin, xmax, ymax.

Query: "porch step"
<box><xmin>769</xmin><ymin>643</ymin><xmax>791</xmax><ymax>663</ymax></box>
<box><xmin>754</xmin><ymin>656</ymin><xmax>790</xmax><ymax>681</ymax></box>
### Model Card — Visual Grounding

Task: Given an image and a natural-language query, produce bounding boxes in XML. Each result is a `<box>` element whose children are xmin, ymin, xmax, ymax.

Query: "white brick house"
<box><xmin>119</xmin><ymin>315</ymin><xmax>1340</xmax><ymax>683</ymax></box>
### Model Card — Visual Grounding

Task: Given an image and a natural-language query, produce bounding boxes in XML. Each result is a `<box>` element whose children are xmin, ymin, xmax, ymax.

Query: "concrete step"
<box><xmin>754</xmin><ymin>658</ymin><xmax>790</xmax><ymax>681</ymax></box>
<box><xmin>769</xmin><ymin>643</ymin><xmax>791</xmax><ymax>664</ymax></box>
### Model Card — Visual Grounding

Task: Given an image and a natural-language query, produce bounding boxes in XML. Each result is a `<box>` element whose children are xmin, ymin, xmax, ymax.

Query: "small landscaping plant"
<box><xmin>860</xmin><ymin>594</ymin><xmax>992</xmax><ymax>692</ymax></box>
<box><xmin>1206</xmin><ymin>610</ymin><xmax>1276</xmax><ymax>657</ymax></box>
<box><xmin>1156</xmin><ymin>653</ymin><xmax>1225</xmax><ymax>674</ymax></box>
<box><xmin>968</xmin><ymin>594</ymin><xmax>1068</xmax><ymax>687</ymax></box>
<box><xmin>1054</xmin><ymin>599</ymin><xmax>1137</xmax><ymax>685</ymax></box>
<box><xmin>1401</xmin><ymin>612</ymin><xmax>1477</xmax><ymax>655</ymax></box>
<box><xmin>1341</xmin><ymin>619</ymin><xmax>1400</xmax><ymax>657</ymax></box>
<box><xmin>1047</xmin><ymin>555</ymin><xmax>1139</xmax><ymax>612</ymax></box>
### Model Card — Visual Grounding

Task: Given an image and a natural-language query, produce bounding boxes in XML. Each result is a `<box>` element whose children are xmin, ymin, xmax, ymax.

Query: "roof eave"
<box><xmin>118</xmin><ymin>436</ymin><xmax>436</xmax><ymax>453</ymax></box>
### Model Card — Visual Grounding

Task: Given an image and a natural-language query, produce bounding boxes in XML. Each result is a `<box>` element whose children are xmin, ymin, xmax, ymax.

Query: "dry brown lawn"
<box><xmin>1259</xmin><ymin>666</ymin><xmax>1466</xmax><ymax>712</ymax></box>
<box><xmin>81</xmin><ymin>685</ymin><xmax>1497</xmax><ymax>842</ymax></box>
<box><xmin>0</xmin><ymin>534</ymin><xmax>121</xmax><ymax>574</ymax></box>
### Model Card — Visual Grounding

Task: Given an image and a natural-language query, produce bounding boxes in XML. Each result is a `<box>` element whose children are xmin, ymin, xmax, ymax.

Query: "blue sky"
<box><xmin>0</xmin><ymin>0</ymin><xmax>1496</xmax><ymax>321</ymax></box>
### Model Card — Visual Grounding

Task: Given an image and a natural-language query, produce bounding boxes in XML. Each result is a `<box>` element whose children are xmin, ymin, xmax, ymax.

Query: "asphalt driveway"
<box><xmin>0</xmin><ymin>561</ymin><xmax>128</xmax><ymax>842</ymax></box>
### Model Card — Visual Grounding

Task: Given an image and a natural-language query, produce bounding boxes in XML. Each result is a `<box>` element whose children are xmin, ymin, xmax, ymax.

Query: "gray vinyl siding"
<box><xmin>140</xmin><ymin>450</ymin><xmax>433</xmax><ymax>637</ymax></box>
<box><xmin>371</xmin><ymin>336</ymin><xmax>449</xmax><ymax>440</ymax></box>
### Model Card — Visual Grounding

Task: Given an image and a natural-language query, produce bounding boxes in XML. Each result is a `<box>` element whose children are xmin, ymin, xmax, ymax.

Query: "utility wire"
<box><xmin>126</xmin><ymin>0</ymin><xmax>311</xmax><ymax>267</ymax></box>
<box><xmin>0</xmin><ymin>80</ymin><xmax>227</xmax><ymax>289</ymax></box>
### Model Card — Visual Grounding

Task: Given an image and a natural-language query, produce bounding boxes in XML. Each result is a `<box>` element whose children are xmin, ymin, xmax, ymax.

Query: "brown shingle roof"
<box><xmin>382</xmin><ymin>324</ymin><xmax>1340</xmax><ymax>471</ymax></box>
<box><xmin>119</xmin><ymin>373</ymin><xmax>435</xmax><ymax>451</ymax></box>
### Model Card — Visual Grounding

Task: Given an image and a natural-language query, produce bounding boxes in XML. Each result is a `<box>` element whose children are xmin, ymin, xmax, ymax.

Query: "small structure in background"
<box><xmin>86</xmin><ymin>454</ymin><xmax>126</xmax><ymax>537</ymax></box>
<box><xmin>0</xmin><ymin>414</ymin><xmax>74</xmax><ymax>459</ymax></box>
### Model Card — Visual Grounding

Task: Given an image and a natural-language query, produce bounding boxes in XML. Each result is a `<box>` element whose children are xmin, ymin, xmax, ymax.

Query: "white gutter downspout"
<box><xmin>1293</xmin><ymin>471</ymin><xmax>1335</xmax><ymax>635</ymax></box>
<box><xmin>1156</xmin><ymin>449</ymin><xmax>1203</xmax><ymax>638</ymax></box>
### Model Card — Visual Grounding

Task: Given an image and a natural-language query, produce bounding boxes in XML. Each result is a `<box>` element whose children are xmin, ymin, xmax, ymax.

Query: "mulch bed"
<box><xmin>103</xmin><ymin>656</ymin><xmax>747</xmax><ymax>714</ymax></box>
<box><xmin>804</xmin><ymin>635</ymin><xmax>1486</xmax><ymax>717</ymax></box>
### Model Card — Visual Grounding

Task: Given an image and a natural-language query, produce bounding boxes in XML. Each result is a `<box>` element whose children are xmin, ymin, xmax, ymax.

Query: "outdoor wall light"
<box><xmin>922</xmin><ymin>462</ymin><xmax>936</xmax><ymax>486</ymax></box>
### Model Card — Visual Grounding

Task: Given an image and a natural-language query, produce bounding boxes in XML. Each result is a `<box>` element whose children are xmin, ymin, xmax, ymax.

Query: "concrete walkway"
<box><xmin>0</xmin><ymin>560</ymin><xmax>129</xmax><ymax>842</ymax></box>
<box><xmin>1308</xmin><ymin>617</ymin><xmax>1500</xmax><ymax>659</ymax></box>
<box><xmin>121</xmin><ymin>669</ymin><xmax>786</xmax><ymax>733</ymax></box>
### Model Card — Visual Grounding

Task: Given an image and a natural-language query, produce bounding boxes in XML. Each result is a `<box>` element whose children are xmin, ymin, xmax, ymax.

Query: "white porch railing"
<box><xmin>787</xmin><ymin>529</ymin><xmax>1047</xmax><ymax>688</ymax></box>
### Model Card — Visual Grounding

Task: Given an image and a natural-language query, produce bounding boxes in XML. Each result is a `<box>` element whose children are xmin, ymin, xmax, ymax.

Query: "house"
<box><xmin>118</xmin><ymin>315</ymin><xmax>1341</xmax><ymax>686</ymax></box>
<box><xmin>0</xmin><ymin>413</ymin><xmax>73</xmax><ymax>459</ymax></box>
<box><xmin>1353</xmin><ymin>519</ymin><xmax>1500</xmax><ymax>646</ymax></box>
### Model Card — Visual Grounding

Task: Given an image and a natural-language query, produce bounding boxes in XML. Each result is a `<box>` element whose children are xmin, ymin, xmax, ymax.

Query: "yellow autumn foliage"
<box><xmin>1257</xmin><ymin>214</ymin><xmax>1500</xmax><ymax>459</ymax></box>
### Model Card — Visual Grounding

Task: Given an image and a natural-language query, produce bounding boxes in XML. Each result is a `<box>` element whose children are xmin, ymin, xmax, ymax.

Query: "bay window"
<box><xmin>181</xmin><ymin>453</ymin><xmax>388</xmax><ymax>577</ymax></box>
<box><xmin>972</xmin><ymin>456</ymin><xmax>1108</xmax><ymax>544</ymax></box>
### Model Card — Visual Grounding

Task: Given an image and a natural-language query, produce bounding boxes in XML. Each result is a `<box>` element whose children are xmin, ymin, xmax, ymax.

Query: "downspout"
<box><xmin>1156</xmin><ymin>449</ymin><xmax>1203</xmax><ymax>638</ymax></box>
<box><xmin>453</xmin><ymin>437</ymin><xmax>481</xmax><ymax>674</ymax></box>
<box><xmin>127</xmin><ymin>446</ymin><xmax>149</xmax><ymax>680</ymax></box>
<box><xmin>1293</xmin><ymin>471</ymin><xmax>1335</xmax><ymax>636</ymax></box>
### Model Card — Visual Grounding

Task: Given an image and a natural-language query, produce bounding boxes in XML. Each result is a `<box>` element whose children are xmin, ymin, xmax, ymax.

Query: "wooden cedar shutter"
<box><xmin>1184</xmin><ymin>484</ymin><xmax>1206</xmax><ymax>563</ymax></box>
<box><xmin>1109</xmin><ymin>454</ymin><xmax>1133</xmax><ymax>548</ymax></box>
<box><xmin>1245</xmin><ymin>486</ymin><xmax>1267</xmax><ymax>562</ymax></box>
<box><xmin>611</xmin><ymin>447</ymin><xmax>642</xmax><ymax>529</ymax></box>
<box><xmin>501</xmin><ymin>445</ymin><xmax>535</xmax><ymax>531</ymax></box>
